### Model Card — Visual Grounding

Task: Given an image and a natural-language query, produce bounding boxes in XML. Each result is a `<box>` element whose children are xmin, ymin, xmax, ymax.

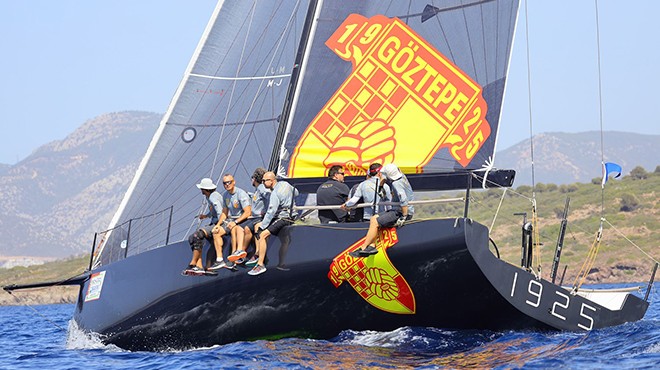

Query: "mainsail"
<box><xmin>277</xmin><ymin>0</ymin><xmax>520</xmax><ymax>177</ymax></box>
<box><xmin>94</xmin><ymin>0</ymin><xmax>519</xmax><ymax>266</ymax></box>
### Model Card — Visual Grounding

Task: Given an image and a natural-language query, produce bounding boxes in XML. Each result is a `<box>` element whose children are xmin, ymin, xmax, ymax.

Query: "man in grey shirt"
<box><xmin>342</xmin><ymin>163</ymin><xmax>391</xmax><ymax>222</ymax></box>
<box><xmin>249</xmin><ymin>171</ymin><xmax>298</xmax><ymax>276</ymax></box>
<box><xmin>208</xmin><ymin>173</ymin><xmax>251</xmax><ymax>270</ymax></box>
<box><xmin>228</xmin><ymin>167</ymin><xmax>271</xmax><ymax>266</ymax></box>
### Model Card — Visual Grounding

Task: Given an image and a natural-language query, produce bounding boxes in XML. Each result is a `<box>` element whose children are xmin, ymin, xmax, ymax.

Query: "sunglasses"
<box><xmin>222</xmin><ymin>180</ymin><xmax>233</xmax><ymax>185</ymax></box>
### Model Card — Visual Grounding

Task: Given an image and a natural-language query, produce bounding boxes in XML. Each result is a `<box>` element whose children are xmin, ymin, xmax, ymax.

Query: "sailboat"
<box><xmin>4</xmin><ymin>0</ymin><xmax>654</xmax><ymax>351</ymax></box>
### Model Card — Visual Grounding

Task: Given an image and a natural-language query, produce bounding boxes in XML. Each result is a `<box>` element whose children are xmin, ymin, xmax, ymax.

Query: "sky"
<box><xmin>1</xmin><ymin>0</ymin><xmax>659</xmax><ymax>165</ymax></box>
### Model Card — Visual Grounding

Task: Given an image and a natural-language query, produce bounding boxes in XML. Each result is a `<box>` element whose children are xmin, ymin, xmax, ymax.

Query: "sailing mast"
<box><xmin>268</xmin><ymin>0</ymin><xmax>321</xmax><ymax>174</ymax></box>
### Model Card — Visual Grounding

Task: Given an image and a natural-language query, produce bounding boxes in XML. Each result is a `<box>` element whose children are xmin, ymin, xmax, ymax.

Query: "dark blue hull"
<box><xmin>72</xmin><ymin>218</ymin><xmax>647</xmax><ymax>351</ymax></box>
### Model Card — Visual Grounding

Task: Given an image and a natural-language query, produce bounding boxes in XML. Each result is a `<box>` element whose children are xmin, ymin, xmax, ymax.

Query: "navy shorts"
<box><xmin>265</xmin><ymin>218</ymin><xmax>293</xmax><ymax>236</ymax></box>
<box><xmin>242</xmin><ymin>217</ymin><xmax>262</xmax><ymax>233</ymax></box>
<box><xmin>376</xmin><ymin>210</ymin><xmax>403</xmax><ymax>228</ymax></box>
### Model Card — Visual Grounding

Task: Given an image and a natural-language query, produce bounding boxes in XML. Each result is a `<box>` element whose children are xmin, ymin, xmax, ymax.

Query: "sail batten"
<box><xmin>189</xmin><ymin>73</ymin><xmax>293</xmax><ymax>81</ymax></box>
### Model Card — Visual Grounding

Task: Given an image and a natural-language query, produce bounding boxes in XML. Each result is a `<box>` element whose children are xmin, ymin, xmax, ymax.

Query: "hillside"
<box><xmin>495</xmin><ymin>131</ymin><xmax>660</xmax><ymax>185</ymax></box>
<box><xmin>416</xmin><ymin>167</ymin><xmax>660</xmax><ymax>285</ymax></box>
<box><xmin>2</xmin><ymin>171</ymin><xmax>658</xmax><ymax>306</ymax></box>
<box><xmin>0</xmin><ymin>111</ymin><xmax>159</xmax><ymax>257</ymax></box>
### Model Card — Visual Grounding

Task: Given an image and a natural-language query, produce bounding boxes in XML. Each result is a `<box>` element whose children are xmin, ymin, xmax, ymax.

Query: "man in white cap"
<box><xmin>185</xmin><ymin>177</ymin><xmax>224</xmax><ymax>274</ymax></box>
<box><xmin>348</xmin><ymin>163</ymin><xmax>414</xmax><ymax>257</ymax></box>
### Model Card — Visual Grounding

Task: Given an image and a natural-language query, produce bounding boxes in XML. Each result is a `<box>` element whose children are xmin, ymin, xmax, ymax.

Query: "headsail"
<box><xmin>276</xmin><ymin>0</ymin><xmax>520</xmax><ymax>177</ymax></box>
<box><xmin>95</xmin><ymin>0</ymin><xmax>311</xmax><ymax>266</ymax></box>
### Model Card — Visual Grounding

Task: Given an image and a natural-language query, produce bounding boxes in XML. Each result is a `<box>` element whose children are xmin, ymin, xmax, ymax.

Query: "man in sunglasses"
<box><xmin>316</xmin><ymin>165</ymin><xmax>350</xmax><ymax>223</ymax></box>
<box><xmin>208</xmin><ymin>174</ymin><xmax>252</xmax><ymax>271</ymax></box>
<box><xmin>227</xmin><ymin>167</ymin><xmax>271</xmax><ymax>267</ymax></box>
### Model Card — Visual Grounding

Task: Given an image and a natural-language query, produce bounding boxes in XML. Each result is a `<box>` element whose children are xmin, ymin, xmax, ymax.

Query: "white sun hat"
<box><xmin>380</xmin><ymin>163</ymin><xmax>403</xmax><ymax>181</ymax></box>
<box><xmin>196</xmin><ymin>178</ymin><xmax>217</xmax><ymax>190</ymax></box>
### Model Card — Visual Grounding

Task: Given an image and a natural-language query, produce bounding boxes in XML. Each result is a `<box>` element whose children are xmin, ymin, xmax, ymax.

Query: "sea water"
<box><xmin>1</xmin><ymin>284</ymin><xmax>658</xmax><ymax>369</ymax></box>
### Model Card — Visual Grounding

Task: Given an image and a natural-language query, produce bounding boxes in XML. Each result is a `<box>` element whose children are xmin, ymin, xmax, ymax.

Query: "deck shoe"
<box><xmin>245</xmin><ymin>257</ymin><xmax>258</xmax><ymax>267</ymax></box>
<box><xmin>228</xmin><ymin>250</ymin><xmax>247</xmax><ymax>262</ymax></box>
<box><xmin>208</xmin><ymin>260</ymin><xmax>227</xmax><ymax>271</ymax></box>
<box><xmin>349</xmin><ymin>249</ymin><xmax>363</xmax><ymax>258</ymax></box>
<box><xmin>248</xmin><ymin>264</ymin><xmax>267</xmax><ymax>276</ymax></box>
<box><xmin>184</xmin><ymin>266</ymin><xmax>205</xmax><ymax>275</ymax></box>
<box><xmin>359</xmin><ymin>245</ymin><xmax>378</xmax><ymax>256</ymax></box>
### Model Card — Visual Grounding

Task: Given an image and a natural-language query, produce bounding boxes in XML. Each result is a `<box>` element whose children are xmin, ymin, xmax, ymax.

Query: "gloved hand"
<box><xmin>395</xmin><ymin>216</ymin><xmax>406</xmax><ymax>228</ymax></box>
<box><xmin>254</xmin><ymin>227</ymin><xmax>263</xmax><ymax>240</ymax></box>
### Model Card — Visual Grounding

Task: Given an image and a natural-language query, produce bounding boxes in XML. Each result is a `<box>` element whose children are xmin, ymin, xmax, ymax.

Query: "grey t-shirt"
<box><xmin>222</xmin><ymin>187</ymin><xmax>251</xmax><ymax>219</ymax></box>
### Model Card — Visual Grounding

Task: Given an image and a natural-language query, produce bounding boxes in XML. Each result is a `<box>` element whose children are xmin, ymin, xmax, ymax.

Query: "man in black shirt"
<box><xmin>316</xmin><ymin>165</ymin><xmax>350</xmax><ymax>223</ymax></box>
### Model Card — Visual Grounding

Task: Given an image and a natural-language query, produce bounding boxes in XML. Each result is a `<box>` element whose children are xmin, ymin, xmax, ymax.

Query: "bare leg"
<box><xmin>257</xmin><ymin>230</ymin><xmax>271</xmax><ymax>266</ymax></box>
<box><xmin>361</xmin><ymin>216</ymin><xmax>380</xmax><ymax>249</ymax></box>
<box><xmin>212</xmin><ymin>229</ymin><xmax>226</xmax><ymax>261</ymax></box>
<box><xmin>230</xmin><ymin>226</ymin><xmax>238</xmax><ymax>254</ymax></box>
<box><xmin>241</xmin><ymin>226</ymin><xmax>253</xmax><ymax>252</ymax></box>
<box><xmin>232</xmin><ymin>226</ymin><xmax>245</xmax><ymax>254</ymax></box>
<box><xmin>190</xmin><ymin>249</ymin><xmax>203</xmax><ymax>268</ymax></box>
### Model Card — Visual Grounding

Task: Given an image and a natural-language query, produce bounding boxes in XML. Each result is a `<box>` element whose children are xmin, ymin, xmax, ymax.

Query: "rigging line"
<box><xmin>489</xmin><ymin>187</ymin><xmax>508</xmax><ymax>232</ymax></box>
<box><xmin>594</xmin><ymin>0</ymin><xmax>606</xmax><ymax>217</ymax></box>
<box><xmin>479</xmin><ymin>0</ymin><xmax>489</xmax><ymax>83</ymax></box>
<box><xmin>472</xmin><ymin>173</ymin><xmax>534</xmax><ymax>202</ymax></box>
<box><xmin>4</xmin><ymin>291</ymin><xmax>66</xmax><ymax>332</ymax></box>
<box><xmin>405</xmin><ymin>0</ymin><xmax>496</xmax><ymax>19</ymax></box>
<box><xmin>460</xmin><ymin>2</ymin><xmax>479</xmax><ymax>81</ymax></box>
<box><xmin>189</xmin><ymin>72</ymin><xmax>292</xmax><ymax>81</ymax></box>
<box><xmin>220</xmin><ymin>1</ymin><xmax>303</xmax><ymax>178</ymax></box>
<box><xmin>602</xmin><ymin>218</ymin><xmax>659</xmax><ymax>264</ymax></box>
<box><xmin>523</xmin><ymin>0</ymin><xmax>536</xmax><ymax>195</ymax></box>
<box><xmin>210</xmin><ymin>1</ymin><xmax>258</xmax><ymax>180</ymax></box>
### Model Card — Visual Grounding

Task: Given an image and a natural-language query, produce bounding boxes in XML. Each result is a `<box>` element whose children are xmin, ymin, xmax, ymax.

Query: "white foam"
<box><xmin>65</xmin><ymin>320</ymin><xmax>121</xmax><ymax>351</ymax></box>
<box><xmin>345</xmin><ymin>327</ymin><xmax>414</xmax><ymax>347</ymax></box>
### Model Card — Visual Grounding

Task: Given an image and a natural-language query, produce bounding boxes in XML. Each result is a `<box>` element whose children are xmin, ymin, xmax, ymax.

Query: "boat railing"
<box><xmin>89</xmin><ymin>206</ymin><xmax>174</xmax><ymax>269</ymax></box>
<box><xmin>294</xmin><ymin>197</ymin><xmax>467</xmax><ymax>221</ymax></box>
<box><xmin>293</xmin><ymin>197</ymin><xmax>465</xmax><ymax>212</ymax></box>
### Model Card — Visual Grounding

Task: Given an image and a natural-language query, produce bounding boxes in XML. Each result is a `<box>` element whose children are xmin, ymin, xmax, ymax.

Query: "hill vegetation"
<box><xmin>415</xmin><ymin>165</ymin><xmax>659</xmax><ymax>285</ymax></box>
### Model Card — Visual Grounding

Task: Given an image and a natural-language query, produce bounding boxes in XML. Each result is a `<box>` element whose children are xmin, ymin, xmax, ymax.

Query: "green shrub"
<box><xmin>630</xmin><ymin>166</ymin><xmax>648</xmax><ymax>180</ymax></box>
<box><xmin>620</xmin><ymin>193</ymin><xmax>640</xmax><ymax>212</ymax></box>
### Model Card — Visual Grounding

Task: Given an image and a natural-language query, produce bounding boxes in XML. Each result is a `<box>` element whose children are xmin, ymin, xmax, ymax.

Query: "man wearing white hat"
<box><xmin>184</xmin><ymin>177</ymin><xmax>224</xmax><ymax>274</ymax></box>
<box><xmin>348</xmin><ymin>163</ymin><xmax>414</xmax><ymax>257</ymax></box>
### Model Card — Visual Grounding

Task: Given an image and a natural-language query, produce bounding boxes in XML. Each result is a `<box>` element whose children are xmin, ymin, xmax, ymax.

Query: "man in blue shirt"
<box><xmin>348</xmin><ymin>163</ymin><xmax>414</xmax><ymax>257</ymax></box>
